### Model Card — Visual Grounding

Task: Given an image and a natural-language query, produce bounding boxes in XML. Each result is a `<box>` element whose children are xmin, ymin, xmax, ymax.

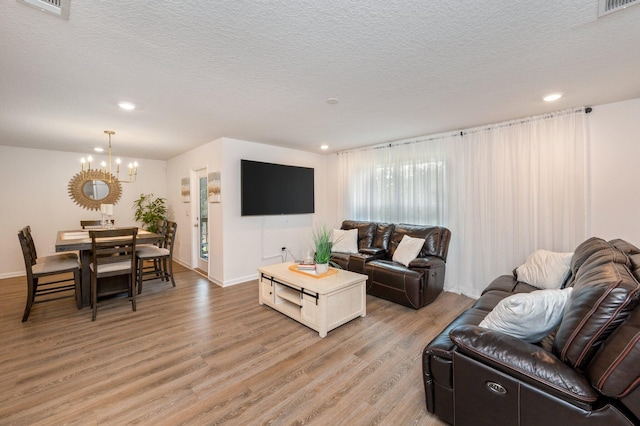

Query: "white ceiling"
<box><xmin>1</xmin><ymin>1</ymin><xmax>639</xmax><ymax>160</ymax></box>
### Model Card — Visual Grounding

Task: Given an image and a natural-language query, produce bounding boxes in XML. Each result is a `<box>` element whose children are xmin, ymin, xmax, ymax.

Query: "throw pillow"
<box><xmin>479</xmin><ymin>288</ymin><xmax>573</xmax><ymax>343</ymax></box>
<box><xmin>392</xmin><ymin>235</ymin><xmax>425</xmax><ymax>267</ymax></box>
<box><xmin>331</xmin><ymin>228</ymin><xmax>358</xmax><ymax>254</ymax></box>
<box><xmin>516</xmin><ymin>249</ymin><xmax>573</xmax><ymax>289</ymax></box>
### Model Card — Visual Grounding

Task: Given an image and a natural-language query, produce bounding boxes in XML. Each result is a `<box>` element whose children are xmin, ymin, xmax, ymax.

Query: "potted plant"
<box><xmin>312</xmin><ymin>224</ymin><xmax>333</xmax><ymax>274</ymax></box>
<box><xmin>133</xmin><ymin>193</ymin><xmax>168</xmax><ymax>233</ymax></box>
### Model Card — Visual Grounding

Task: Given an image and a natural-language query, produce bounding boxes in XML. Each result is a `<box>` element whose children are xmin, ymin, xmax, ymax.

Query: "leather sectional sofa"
<box><xmin>330</xmin><ymin>220</ymin><xmax>451</xmax><ymax>309</ymax></box>
<box><xmin>422</xmin><ymin>237</ymin><xmax>640</xmax><ymax>425</ymax></box>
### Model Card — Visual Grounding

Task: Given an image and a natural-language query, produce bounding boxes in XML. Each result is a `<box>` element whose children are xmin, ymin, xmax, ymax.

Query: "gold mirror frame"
<box><xmin>68</xmin><ymin>170</ymin><xmax>122</xmax><ymax>210</ymax></box>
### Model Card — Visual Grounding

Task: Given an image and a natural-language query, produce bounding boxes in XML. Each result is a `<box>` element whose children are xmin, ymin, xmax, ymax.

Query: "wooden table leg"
<box><xmin>80</xmin><ymin>249</ymin><xmax>91</xmax><ymax>307</ymax></box>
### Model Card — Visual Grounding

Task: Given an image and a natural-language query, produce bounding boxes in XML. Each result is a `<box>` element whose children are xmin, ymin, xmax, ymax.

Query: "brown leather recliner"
<box><xmin>330</xmin><ymin>220</ymin><xmax>451</xmax><ymax>309</ymax></box>
<box><xmin>422</xmin><ymin>237</ymin><xmax>640</xmax><ymax>425</ymax></box>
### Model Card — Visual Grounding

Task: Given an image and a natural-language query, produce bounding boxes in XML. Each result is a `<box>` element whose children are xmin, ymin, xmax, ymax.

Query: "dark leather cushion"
<box><xmin>372</xmin><ymin>223</ymin><xmax>394</xmax><ymax>250</ymax></box>
<box><xmin>553</xmin><ymin>247</ymin><xmax>640</xmax><ymax>371</ymax></box>
<box><xmin>482</xmin><ymin>275</ymin><xmax>519</xmax><ymax>295</ymax></box>
<box><xmin>366</xmin><ymin>259</ymin><xmax>424</xmax><ymax>308</ymax></box>
<box><xmin>341</xmin><ymin>220</ymin><xmax>377</xmax><ymax>250</ymax></box>
<box><xmin>587</xmin><ymin>305</ymin><xmax>640</xmax><ymax>397</ymax></box>
<box><xmin>564</xmin><ymin>237</ymin><xmax>613</xmax><ymax>288</ymax></box>
<box><xmin>387</xmin><ymin>224</ymin><xmax>449</xmax><ymax>260</ymax></box>
<box><xmin>330</xmin><ymin>252</ymin><xmax>350</xmax><ymax>270</ymax></box>
<box><xmin>450</xmin><ymin>326</ymin><xmax>599</xmax><ymax>407</ymax></box>
<box><xmin>610</xmin><ymin>238</ymin><xmax>640</xmax><ymax>283</ymax></box>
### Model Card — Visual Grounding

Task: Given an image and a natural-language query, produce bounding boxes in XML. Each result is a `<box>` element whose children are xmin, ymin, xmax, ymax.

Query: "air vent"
<box><xmin>17</xmin><ymin>0</ymin><xmax>70</xmax><ymax>20</ymax></box>
<box><xmin>598</xmin><ymin>0</ymin><xmax>640</xmax><ymax>17</ymax></box>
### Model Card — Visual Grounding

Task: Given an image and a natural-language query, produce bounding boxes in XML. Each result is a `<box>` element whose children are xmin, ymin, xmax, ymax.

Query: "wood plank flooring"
<box><xmin>0</xmin><ymin>264</ymin><xmax>474</xmax><ymax>425</ymax></box>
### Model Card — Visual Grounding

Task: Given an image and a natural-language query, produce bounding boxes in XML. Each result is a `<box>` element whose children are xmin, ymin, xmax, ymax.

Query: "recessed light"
<box><xmin>543</xmin><ymin>93</ymin><xmax>563</xmax><ymax>102</ymax></box>
<box><xmin>118</xmin><ymin>101</ymin><xmax>136</xmax><ymax>110</ymax></box>
<box><xmin>326</xmin><ymin>98</ymin><xmax>339</xmax><ymax>105</ymax></box>
<box><xmin>320</xmin><ymin>144</ymin><xmax>329</xmax><ymax>150</ymax></box>
<box><xmin>94</xmin><ymin>147</ymin><xmax>104</xmax><ymax>152</ymax></box>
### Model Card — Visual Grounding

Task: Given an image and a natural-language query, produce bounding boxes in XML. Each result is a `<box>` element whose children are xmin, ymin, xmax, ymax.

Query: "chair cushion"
<box><xmin>136</xmin><ymin>247</ymin><xmax>170</xmax><ymax>258</ymax></box>
<box><xmin>37</xmin><ymin>252</ymin><xmax>79</xmax><ymax>263</ymax></box>
<box><xmin>90</xmin><ymin>261</ymin><xmax>132</xmax><ymax>274</ymax></box>
<box><xmin>33</xmin><ymin>256</ymin><xmax>79</xmax><ymax>274</ymax></box>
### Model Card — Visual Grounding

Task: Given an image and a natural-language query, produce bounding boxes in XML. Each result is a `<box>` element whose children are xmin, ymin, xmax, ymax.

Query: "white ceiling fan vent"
<box><xmin>598</xmin><ymin>0</ymin><xmax>640</xmax><ymax>17</ymax></box>
<box><xmin>16</xmin><ymin>0</ymin><xmax>70</xmax><ymax>20</ymax></box>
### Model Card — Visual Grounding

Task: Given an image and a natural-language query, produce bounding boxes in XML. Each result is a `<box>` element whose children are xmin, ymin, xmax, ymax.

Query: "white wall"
<box><xmin>4</xmin><ymin>96</ymin><xmax>638</xmax><ymax>281</ymax></box>
<box><xmin>589</xmin><ymin>97</ymin><xmax>640</xmax><ymax>245</ymax></box>
<box><xmin>164</xmin><ymin>139</ymin><xmax>223</xmax><ymax>281</ymax></box>
<box><xmin>324</xmin><ymin>96</ymin><xmax>640</xmax><ymax>258</ymax></box>
<box><xmin>166</xmin><ymin>137</ymin><xmax>329</xmax><ymax>286</ymax></box>
<box><xmin>0</xmin><ymin>145</ymin><xmax>167</xmax><ymax>277</ymax></box>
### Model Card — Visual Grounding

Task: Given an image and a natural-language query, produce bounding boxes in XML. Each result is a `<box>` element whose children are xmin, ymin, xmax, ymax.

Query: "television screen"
<box><xmin>241</xmin><ymin>160</ymin><xmax>315</xmax><ymax>216</ymax></box>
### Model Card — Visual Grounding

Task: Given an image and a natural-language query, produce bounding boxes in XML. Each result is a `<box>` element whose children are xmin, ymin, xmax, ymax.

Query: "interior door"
<box><xmin>192</xmin><ymin>168</ymin><xmax>209</xmax><ymax>273</ymax></box>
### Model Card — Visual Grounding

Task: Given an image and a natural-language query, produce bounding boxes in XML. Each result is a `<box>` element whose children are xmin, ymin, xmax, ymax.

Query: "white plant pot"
<box><xmin>315</xmin><ymin>263</ymin><xmax>329</xmax><ymax>274</ymax></box>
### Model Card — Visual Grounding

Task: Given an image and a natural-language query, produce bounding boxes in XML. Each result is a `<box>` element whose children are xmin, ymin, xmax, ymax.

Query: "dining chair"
<box><xmin>136</xmin><ymin>221</ymin><xmax>177</xmax><ymax>294</ymax></box>
<box><xmin>81</xmin><ymin>219</ymin><xmax>114</xmax><ymax>229</ymax></box>
<box><xmin>89</xmin><ymin>227</ymin><xmax>137</xmax><ymax>321</ymax></box>
<box><xmin>18</xmin><ymin>226</ymin><xmax>81</xmax><ymax>322</ymax></box>
<box><xmin>135</xmin><ymin>220</ymin><xmax>164</xmax><ymax>278</ymax></box>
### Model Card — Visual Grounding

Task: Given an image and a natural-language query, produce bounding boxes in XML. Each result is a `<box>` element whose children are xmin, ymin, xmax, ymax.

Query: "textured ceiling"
<box><xmin>1</xmin><ymin>1</ymin><xmax>639</xmax><ymax>160</ymax></box>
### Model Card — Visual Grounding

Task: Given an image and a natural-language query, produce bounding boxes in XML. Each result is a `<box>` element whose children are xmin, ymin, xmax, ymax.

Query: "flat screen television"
<box><xmin>241</xmin><ymin>159</ymin><xmax>315</xmax><ymax>216</ymax></box>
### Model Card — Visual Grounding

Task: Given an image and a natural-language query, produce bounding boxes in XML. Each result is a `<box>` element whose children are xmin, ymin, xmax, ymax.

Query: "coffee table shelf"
<box><xmin>258</xmin><ymin>262</ymin><xmax>367</xmax><ymax>338</ymax></box>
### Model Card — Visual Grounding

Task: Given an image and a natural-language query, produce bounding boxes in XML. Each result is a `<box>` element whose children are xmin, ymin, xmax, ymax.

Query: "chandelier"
<box><xmin>80</xmin><ymin>130</ymin><xmax>138</xmax><ymax>183</ymax></box>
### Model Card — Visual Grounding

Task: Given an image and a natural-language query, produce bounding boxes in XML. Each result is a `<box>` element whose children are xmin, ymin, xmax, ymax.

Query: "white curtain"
<box><xmin>337</xmin><ymin>109</ymin><xmax>589</xmax><ymax>298</ymax></box>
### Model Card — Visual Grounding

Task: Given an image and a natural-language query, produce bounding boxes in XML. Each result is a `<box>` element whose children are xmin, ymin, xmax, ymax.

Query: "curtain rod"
<box><xmin>337</xmin><ymin>106</ymin><xmax>592</xmax><ymax>155</ymax></box>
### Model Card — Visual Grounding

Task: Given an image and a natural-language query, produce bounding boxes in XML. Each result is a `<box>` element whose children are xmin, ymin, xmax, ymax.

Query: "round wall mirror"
<box><xmin>68</xmin><ymin>170</ymin><xmax>122</xmax><ymax>210</ymax></box>
<box><xmin>82</xmin><ymin>179</ymin><xmax>110</xmax><ymax>200</ymax></box>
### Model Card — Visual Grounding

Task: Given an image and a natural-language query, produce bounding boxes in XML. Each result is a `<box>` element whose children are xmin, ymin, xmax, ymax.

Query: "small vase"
<box><xmin>315</xmin><ymin>263</ymin><xmax>329</xmax><ymax>274</ymax></box>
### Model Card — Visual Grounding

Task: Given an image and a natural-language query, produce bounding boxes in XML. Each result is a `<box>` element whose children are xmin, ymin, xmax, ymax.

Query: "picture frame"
<box><xmin>208</xmin><ymin>172</ymin><xmax>221</xmax><ymax>203</ymax></box>
<box><xmin>181</xmin><ymin>177</ymin><xmax>190</xmax><ymax>203</ymax></box>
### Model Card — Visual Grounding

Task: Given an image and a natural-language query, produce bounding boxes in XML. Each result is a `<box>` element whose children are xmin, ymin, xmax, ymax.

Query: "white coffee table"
<box><xmin>258</xmin><ymin>262</ymin><xmax>367</xmax><ymax>338</ymax></box>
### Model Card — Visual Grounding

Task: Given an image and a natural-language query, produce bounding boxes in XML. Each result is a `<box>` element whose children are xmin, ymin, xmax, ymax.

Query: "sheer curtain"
<box><xmin>338</xmin><ymin>109</ymin><xmax>589</xmax><ymax>298</ymax></box>
<box><xmin>337</xmin><ymin>136</ymin><xmax>450</xmax><ymax>225</ymax></box>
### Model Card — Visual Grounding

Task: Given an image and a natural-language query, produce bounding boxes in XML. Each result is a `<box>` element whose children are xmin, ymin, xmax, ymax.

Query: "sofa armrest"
<box><xmin>359</xmin><ymin>247</ymin><xmax>387</xmax><ymax>257</ymax></box>
<box><xmin>347</xmin><ymin>252</ymin><xmax>381</xmax><ymax>274</ymax></box>
<box><xmin>409</xmin><ymin>256</ymin><xmax>445</xmax><ymax>269</ymax></box>
<box><xmin>449</xmin><ymin>325</ymin><xmax>598</xmax><ymax>406</ymax></box>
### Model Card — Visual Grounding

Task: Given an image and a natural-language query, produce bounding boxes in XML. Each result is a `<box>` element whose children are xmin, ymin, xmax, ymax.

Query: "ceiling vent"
<box><xmin>598</xmin><ymin>0</ymin><xmax>640</xmax><ymax>17</ymax></box>
<box><xmin>17</xmin><ymin>0</ymin><xmax>70</xmax><ymax>20</ymax></box>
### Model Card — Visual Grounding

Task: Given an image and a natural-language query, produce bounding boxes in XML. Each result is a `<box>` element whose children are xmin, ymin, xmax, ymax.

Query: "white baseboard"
<box><xmin>0</xmin><ymin>271</ymin><xmax>25</xmax><ymax>279</ymax></box>
<box><xmin>222</xmin><ymin>273</ymin><xmax>258</xmax><ymax>287</ymax></box>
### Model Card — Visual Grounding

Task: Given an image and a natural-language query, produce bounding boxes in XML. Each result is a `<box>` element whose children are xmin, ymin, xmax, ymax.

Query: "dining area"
<box><xmin>18</xmin><ymin>220</ymin><xmax>177</xmax><ymax>322</ymax></box>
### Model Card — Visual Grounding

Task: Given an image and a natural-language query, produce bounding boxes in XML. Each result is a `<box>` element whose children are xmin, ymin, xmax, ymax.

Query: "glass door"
<box><xmin>193</xmin><ymin>169</ymin><xmax>208</xmax><ymax>273</ymax></box>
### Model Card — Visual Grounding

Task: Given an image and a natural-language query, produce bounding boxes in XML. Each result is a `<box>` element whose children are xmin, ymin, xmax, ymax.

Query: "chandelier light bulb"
<box><xmin>78</xmin><ymin>131</ymin><xmax>139</xmax><ymax>183</ymax></box>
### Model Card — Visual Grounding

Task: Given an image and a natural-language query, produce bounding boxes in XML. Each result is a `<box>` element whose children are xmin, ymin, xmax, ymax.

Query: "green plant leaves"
<box><xmin>133</xmin><ymin>193</ymin><xmax>167</xmax><ymax>233</ymax></box>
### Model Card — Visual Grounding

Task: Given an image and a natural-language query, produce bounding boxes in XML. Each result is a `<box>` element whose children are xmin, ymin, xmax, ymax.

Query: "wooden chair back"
<box><xmin>81</xmin><ymin>220</ymin><xmax>114</xmax><ymax>229</ymax></box>
<box><xmin>17</xmin><ymin>226</ymin><xmax>81</xmax><ymax>321</ymax></box>
<box><xmin>89</xmin><ymin>228</ymin><xmax>138</xmax><ymax>279</ymax></box>
<box><xmin>88</xmin><ymin>227</ymin><xmax>138</xmax><ymax>320</ymax></box>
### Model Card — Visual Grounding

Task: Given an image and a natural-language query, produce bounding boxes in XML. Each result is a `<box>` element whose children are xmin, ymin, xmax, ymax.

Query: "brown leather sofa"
<box><xmin>330</xmin><ymin>220</ymin><xmax>451</xmax><ymax>309</ymax></box>
<box><xmin>422</xmin><ymin>237</ymin><xmax>640</xmax><ymax>425</ymax></box>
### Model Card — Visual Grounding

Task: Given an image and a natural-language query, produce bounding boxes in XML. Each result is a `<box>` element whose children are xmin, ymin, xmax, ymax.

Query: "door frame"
<box><xmin>190</xmin><ymin>168</ymin><xmax>209</xmax><ymax>273</ymax></box>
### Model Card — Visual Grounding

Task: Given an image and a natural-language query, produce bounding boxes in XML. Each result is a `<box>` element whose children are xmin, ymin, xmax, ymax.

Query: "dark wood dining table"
<box><xmin>55</xmin><ymin>229</ymin><xmax>163</xmax><ymax>307</ymax></box>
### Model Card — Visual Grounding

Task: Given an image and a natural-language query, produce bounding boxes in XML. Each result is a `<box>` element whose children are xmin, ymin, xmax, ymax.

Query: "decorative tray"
<box><xmin>288</xmin><ymin>264</ymin><xmax>338</xmax><ymax>279</ymax></box>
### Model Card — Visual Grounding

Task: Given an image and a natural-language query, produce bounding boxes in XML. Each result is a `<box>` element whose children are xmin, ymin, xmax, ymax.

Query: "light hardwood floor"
<box><xmin>0</xmin><ymin>264</ymin><xmax>474</xmax><ymax>425</ymax></box>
